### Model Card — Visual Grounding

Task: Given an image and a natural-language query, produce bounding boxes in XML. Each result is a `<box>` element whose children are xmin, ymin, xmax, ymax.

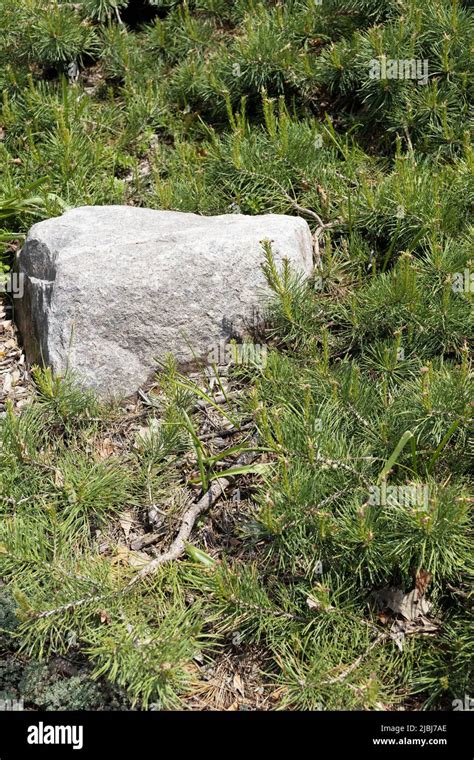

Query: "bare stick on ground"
<box><xmin>126</xmin><ymin>476</ymin><xmax>230</xmax><ymax>589</ymax></box>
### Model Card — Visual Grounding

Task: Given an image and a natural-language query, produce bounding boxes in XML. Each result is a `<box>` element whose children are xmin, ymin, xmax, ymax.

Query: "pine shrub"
<box><xmin>0</xmin><ymin>0</ymin><xmax>472</xmax><ymax>710</ymax></box>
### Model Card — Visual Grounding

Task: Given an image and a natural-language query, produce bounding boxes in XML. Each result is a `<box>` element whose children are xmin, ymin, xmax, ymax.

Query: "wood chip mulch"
<box><xmin>0</xmin><ymin>297</ymin><xmax>32</xmax><ymax>416</ymax></box>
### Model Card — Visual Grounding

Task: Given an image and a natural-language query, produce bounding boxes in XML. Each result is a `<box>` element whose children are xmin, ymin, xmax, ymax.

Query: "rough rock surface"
<box><xmin>15</xmin><ymin>206</ymin><xmax>313</xmax><ymax>399</ymax></box>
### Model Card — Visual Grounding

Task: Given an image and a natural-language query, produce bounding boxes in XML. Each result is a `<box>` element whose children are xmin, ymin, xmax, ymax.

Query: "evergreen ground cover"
<box><xmin>0</xmin><ymin>0</ymin><xmax>472</xmax><ymax>710</ymax></box>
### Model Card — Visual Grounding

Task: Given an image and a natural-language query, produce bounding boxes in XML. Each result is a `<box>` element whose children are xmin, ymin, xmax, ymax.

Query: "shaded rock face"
<box><xmin>14</xmin><ymin>206</ymin><xmax>313</xmax><ymax>399</ymax></box>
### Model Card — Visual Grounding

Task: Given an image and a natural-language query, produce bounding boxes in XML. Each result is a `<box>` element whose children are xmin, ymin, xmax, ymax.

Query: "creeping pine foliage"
<box><xmin>0</xmin><ymin>0</ymin><xmax>473</xmax><ymax>709</ymax></box>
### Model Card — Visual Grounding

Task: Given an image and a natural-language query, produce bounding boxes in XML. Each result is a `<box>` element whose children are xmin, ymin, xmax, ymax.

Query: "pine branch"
<box><xmin>322</xmin><ymin>632</ymin><xmax>388</xmax><ymax>686</ymax></box>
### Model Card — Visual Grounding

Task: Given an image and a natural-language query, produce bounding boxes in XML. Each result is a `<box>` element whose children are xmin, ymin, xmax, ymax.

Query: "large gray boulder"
<box><xmin>14</xmin><ymin>206</ymin><xmax>313</xmax><ymax>399</ymax></box>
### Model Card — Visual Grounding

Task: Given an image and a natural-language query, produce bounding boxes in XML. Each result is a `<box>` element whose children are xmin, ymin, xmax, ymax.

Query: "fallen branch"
<box><xmin>125</xmin><ymin>476</ymin><xmax>230</xmax><ymax>589</ymax></box>
<box><xmin>130</xmin><ymin>531</ymin><xmax>166</xmax><ymax>551</ymax></box>
<box><xmin>312</xmin><ymin>220</ymin><xmax>339</xmax><ymax>270</ymax></box>
<box><xmin>198</xmin><ymin>420</ymin><xmax>253</xmax><ymax>442</ymax></box>
<box><xmin>192</xmin><ymin>391</ymin><xmax>240</xmax><ymax>411</ymax></box>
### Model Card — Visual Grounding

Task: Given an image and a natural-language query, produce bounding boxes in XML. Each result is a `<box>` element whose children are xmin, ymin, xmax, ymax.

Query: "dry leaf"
<box><xmin>113</xmin><ymin>546</ymin><xmax>149</xmax><ymax>568</ymax></box>
<box><xmin>306</xmin><ymin>595</ymin><xmax>320</xmax><ymax>610</ymax></box>
<box><xmin>233</xmin><ymin>673</ymin><xmax>245</xmax><ymax>698</ymax></box>
<box><xmin>270</xmin><ymin>687</ymin><xmax>285</xmax><ymax>702</ymax></box>
<box><xmin>128</xmin><ymin>550</ymin><xmax>150</xmax><ymax>568</ymax></box>
<box><xmin>119</xmin><ymin>510</ymin><xmax>134</xmax><ymax>539</ymax></box>
<box><xmin>390</xmin><ymin>628</ymin><xmax>405</xmax><ymax>652</ymax></box>
<box><xmin>2</xmin><ymin>373</ymin><xmax>12</xmax><ymax>394</ymax></box>
<box><xmin>415</xmin><ymin>568</ymin><xmax>432</xmax><ymax>596</ymax></box>
<box><xmin>135</xmin><ymin>418</ymin><xmax>160</xmax><ymax>446</ymax></box>
<box><xmin>317</xmin><ymin>184</ymin><xmax>328</xmax><ymax>203</ymax></box>
<box><xmin>389</xmin><ymin>615</ymin><xmax>438</xmax><ymax>651</ymax></box>
<box><xmin>96</xmin><ymin>437</ymin><xmax>115</xmax><ymax>460</ymax></box>
<box><xmin>373</xmin><ymin>586</ymin><xmax>433</xmax><ymax>622</ymax></box>
<box><xmin>397</xmin><ymin>589</ymin><xmax>432</xmax><ymax>620</ymax></box>
<box><xmin>113</xmin><ymin>546</ymin><xmax>130</xmax><ymax>565</ymax></box>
